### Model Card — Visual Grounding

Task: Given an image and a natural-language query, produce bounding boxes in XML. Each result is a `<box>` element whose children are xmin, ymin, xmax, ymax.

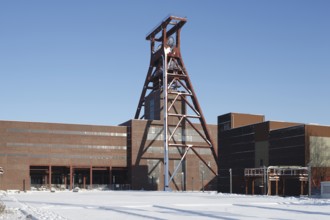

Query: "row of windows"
<box><xmin>147</xmin><ymin>159</ymin><xmax>161</xmax><ymax>184</ymax></box>
<box><xmin>148</xmin><ymin>126</ymin><xmax>205</xmax><ymax>135</ymax></box>
<box><xmin>0</xmin><ymin>153</ymin><xmax>126</xmax><ymax>160</ymax></box>
<box><xmin>147</xmin><ymin>126</ymin><xmax>207</xmax><ymax>143</ymax></box>
<box><xmin>7</xmin><ymin>128</ymin><xmax>127</xmax><ymax>137</ymax></box>
<box><xmin>7</xmin><ymin>142</ymin><xmax>127</xmax><ymax>150</ymax></box>
<box><xmin>145</xmin><ymin>159</ymin><xmax>213</xmax><ymax>181</ymax></box>
<box><xmin>146</xmin><ymin>146</ymin><xmax>212</xmax><ymax>155</ymax></box>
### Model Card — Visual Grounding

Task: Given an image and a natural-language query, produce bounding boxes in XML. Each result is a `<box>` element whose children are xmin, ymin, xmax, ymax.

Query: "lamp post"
<box><xmin>181</xmin><ymin>172</ymin><xmax>184</xmax><ymax>192</ymax></box>
<box><xmin>202</xmin><ymin>171</ymin><xmax>205</xmax><ymax>192</ymax></box>
<box><xmin>264</xmin><ymin>166</ymin><xmax>267</xmax><ymax>195</ymax></box>
<box><xmin>229</xmin><ymin>168</ymin><xmax>232</xmax><ymax>194</ymax></box>
<box><xmin>308</xmin><ymin>163</ymin><xmax>311</xmax><ymax>197</ymax></box>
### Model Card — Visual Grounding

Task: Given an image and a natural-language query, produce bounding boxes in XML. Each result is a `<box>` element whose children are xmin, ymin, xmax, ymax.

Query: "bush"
<box><xmin>0</xmin><ymin>201</ymin><xmax>5</xmax><ymax>214</ymax></box>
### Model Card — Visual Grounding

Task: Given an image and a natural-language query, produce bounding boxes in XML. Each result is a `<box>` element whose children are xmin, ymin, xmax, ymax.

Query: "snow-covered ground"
<box><xmin>1</xmin><ymin>190</ymin><xmax>330</xmax><ymax>220</ymax></box>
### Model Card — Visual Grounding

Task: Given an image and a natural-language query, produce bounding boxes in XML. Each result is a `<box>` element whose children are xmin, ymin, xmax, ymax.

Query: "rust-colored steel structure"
<box><xmin>135</xmin><ymin>15</ymin><xmax>218</xmax><ymax>190</ymax></box>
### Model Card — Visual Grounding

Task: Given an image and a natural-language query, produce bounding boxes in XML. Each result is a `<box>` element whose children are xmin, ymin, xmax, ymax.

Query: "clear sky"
<box><xmin>0</xmin><ymin>0</ymin><xmax>329</xmax><ymax>126</ymax></box>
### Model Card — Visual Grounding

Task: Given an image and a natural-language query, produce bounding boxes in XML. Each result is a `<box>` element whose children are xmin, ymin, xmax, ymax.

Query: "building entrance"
<box><xmin>30</xmin><ymin>166</ymin><xmax>129</xmax><ymax>190</ymax></box>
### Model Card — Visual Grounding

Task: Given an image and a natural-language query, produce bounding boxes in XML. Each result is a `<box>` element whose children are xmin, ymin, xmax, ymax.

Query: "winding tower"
<box><xmin>135</xmin><ymin>16</ymin><xmax>218</xmax><ymax>191</ymax></box>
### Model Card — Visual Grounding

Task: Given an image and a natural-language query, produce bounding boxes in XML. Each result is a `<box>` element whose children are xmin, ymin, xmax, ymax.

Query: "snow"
<box><xmin>1</xmin><ymin>190</ymin><xmax>330</xmax><ymax>220</ymax></box>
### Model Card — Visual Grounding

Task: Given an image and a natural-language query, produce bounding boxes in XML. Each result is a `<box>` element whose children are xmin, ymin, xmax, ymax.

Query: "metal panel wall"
<box><xmin>269</xmin><ymin>125</ymin><xmax>305</xmax><ymax>166</ymax></box>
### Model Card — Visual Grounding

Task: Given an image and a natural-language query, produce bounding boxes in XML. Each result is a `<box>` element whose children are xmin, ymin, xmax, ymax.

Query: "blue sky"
<box><xmin>0</xmin><ymin>0</ymin><xmax>329</xmax><ymax>126</ymax></box>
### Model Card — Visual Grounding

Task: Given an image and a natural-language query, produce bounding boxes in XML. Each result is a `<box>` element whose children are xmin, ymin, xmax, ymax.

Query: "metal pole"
<box><xmin>229</xmin><ymin>168</ymin><xmax>232</xmax><ymax>194</ymax></box>
<box><xmin>113</xmin><ymin>176</ymin><xmax>116</xmax><ymax>190</ymax></box>
<box><xmin>264</xmin><ymin>166</ymin><xmax>267</xmax><ymax>195</ymax></box>
<box><xmin>308</xmin><ymin>163</ymin><xmax>311</xmax><ymax>197</ymax></box>
<box><xmin>181</xmin><ymin>172</ymin><xmax>184</xmax><ymax>191</ymax></box>
<box><xmin>202</xmin><ymin>171</ymin><xmax>204</xmax><ymax>192</ymax></box>
<box><xmin>70</xmin><ymin>166</ymin><xmax>72</xmax><ymax>190</ymax></box>
<box><xmin>163</xmin><ymin>52</ymin><xmax>170</xmax><ymax>191</ymax></box>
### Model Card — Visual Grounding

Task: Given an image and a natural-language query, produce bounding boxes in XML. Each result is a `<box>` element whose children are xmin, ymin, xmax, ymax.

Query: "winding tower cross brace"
<box><xmin>135</xmin><ymin>16</ymin><xmax>218</xmax><ymax>191</ymax></box>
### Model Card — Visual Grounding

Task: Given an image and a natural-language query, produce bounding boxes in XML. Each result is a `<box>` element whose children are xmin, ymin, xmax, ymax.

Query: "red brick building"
<box><xmin>0</xmin><ymin>117</ymin><xmax>217</xmax><ymax>191</ymax></box>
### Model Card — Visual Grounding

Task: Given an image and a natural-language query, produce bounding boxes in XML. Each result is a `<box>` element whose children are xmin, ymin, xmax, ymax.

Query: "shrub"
<box><xmin>0</xmin><ymin>201</ymin><xmax>5</xmax><ymax>214</ymax></box>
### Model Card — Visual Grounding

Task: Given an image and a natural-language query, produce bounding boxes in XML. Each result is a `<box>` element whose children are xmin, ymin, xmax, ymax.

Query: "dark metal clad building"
<box><xmin>218</xmin><ymin>113</ymin><xmax>330</xmax><ymax>196</ymax></box>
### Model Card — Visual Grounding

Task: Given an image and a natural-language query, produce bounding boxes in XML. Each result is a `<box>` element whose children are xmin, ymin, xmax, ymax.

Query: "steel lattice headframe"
<box><xmin>135</xmin><ymin>15</ymin><xmax>218</xmax><ymax>191</ymax></box>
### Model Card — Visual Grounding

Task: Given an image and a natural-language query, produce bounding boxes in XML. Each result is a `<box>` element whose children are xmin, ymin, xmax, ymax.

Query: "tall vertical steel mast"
<box><xmin>135</xmin><ymin>16</ymin><xmax>218</xmax><ymax>191</ymax></box>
